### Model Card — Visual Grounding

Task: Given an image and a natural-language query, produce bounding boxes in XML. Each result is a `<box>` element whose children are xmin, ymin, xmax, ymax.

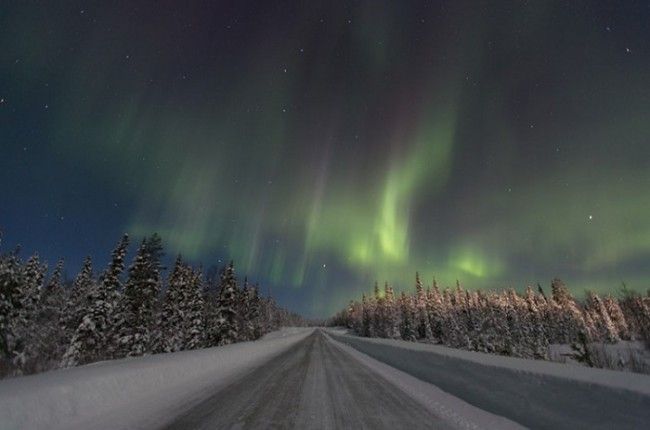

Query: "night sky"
<box><xmin>2</xmin><ymin>1</ymin><xmax>650</xmax><ymax>317</ymax></box>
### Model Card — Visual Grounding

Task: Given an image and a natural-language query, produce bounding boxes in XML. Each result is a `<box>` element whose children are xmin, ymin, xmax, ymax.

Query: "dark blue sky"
<box><xmin>2</xmin><ymin>1</ymin><xmax>650</xmax><ymax>317</ymax></box>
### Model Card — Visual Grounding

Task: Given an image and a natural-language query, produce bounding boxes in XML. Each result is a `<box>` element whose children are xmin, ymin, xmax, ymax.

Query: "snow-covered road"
<box><xmin>2</xmin><ymin>328</ymin><xmax>648</xmax><ymax>429</ymax></box>
<box><xmin>161</xmin><ymin>329</ymin><xmax>457</xmax><ymax>429</ymax></box>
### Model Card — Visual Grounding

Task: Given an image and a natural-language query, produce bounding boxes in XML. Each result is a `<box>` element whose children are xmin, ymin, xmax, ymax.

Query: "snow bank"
<box><xmin>327</xmin><ymin>328</ymin><xmax>650</xmax><ymax>395</ymax></box>
<box><xmin>323</xmin><ymin>332</ymin><xmax>525</xmax><ymax>430</ymax></box>
<box><xmin>549</xmin><ymin>341</ymin><xmax>650</xmax><ymax>374</ymax></box>
<box><xmin>0</xmin><ymin>327</ymin><xmax>314</xmax><ymax>430</ymax></box>
<box><xmin>326</xmin><ymin>329</ymin><xmax>650</xmax><ymax>429</ymax></box>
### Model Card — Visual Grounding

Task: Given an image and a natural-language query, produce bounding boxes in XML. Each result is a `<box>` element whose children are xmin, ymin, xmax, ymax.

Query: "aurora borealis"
<box><xmin>2</xmin><ymin>1</ymin><xmax>650</xmax><ymax>317</ymax></box>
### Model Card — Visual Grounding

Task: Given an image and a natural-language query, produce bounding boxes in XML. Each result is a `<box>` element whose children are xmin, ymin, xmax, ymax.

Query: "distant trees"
<box><xmin>0</xmin><ymin>233</ymin><xmax>306</xmax><ymax>378</ymax></box>
<box><xmin>331</xmin><ymin>274</ymin><xmax>650</xmax><ymax>361</ymax></box>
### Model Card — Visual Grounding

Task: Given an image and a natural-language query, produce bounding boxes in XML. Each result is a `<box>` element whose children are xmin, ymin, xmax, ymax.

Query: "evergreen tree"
<box><xmin>549</xmin><ymin>278</ymin><xmax>586</xmax><ymax>344</ymax></box>
<box><xmin>117</xmin><ymin>236</ymin><xmax>162</xmax><ymax>357</ymax></box>
<box><xmin>372</xmin><ymin>282</ymin><xmax>387</xmax><ymax>338</ymax></box>
<box><xmin>236</xmin><ymin>278</ymin><xmax>254</xmax><ymax>342</ymax></box>
<box><xmin>603</xmin><ymin>295</ymin><xmax>630</xmax><ymax>340</ymax></box>
<box><xmin>384</xmin><ymin>283</ymin><xmax>401</xmax><ymax>339</ymax></box>
<box><xmin>214</xmin><ymin>261</ymin><xmax>238</xmax><ymax>346</ymax></box>
<box><xmin>0</xmin><ymin>248</ymin><xmax>24</xmax><ymax>374</ymax></box>
<box><xmin>37</xmin><ymin>259</ymin><xmax>66</xmax><ymax>368</ymax></box>
<box><xmin>361</xmin><ymin>293</ymin><xmax>374</xmax><ymax>337</ymax></box>
<box><xmin>523</xmin><ymin>286</ymin><xmax>549</xmax><ymax>359</ymax></box>
<box><xmin>60</xmin><ymin>256</ymin><xmax>93</xmax><ymax>346</ymax></box>
<box><xmin>10</xmin><ymin>254</ymin><xmax>46</xmax><ymax>373</ymax></box>
<box><xmin>399</xmin><ymin>292</ymin><xmax>416</xmax><ymax>341</ymax></box>
<box><xmin>414</xmin><ymin>273</ymin><xmax>433</xmax><ymax>340</ymax></box>
<box><xmin>61</xmin><ymin>235</ymin><xmax>129</xmax><ymax>367</ymax></box>
<box><xmin>585</xmin><ymin>292</ymin><xmax>619</xmax><ymax>343</ymax></box>
<box><xmin>426</xmin><ymin>279</ymin><xmax>445</xmax><ymax>341</ymax></box>
<box><xmin>156</xmin><ymin>256</ymin><xmax>194</xmax><ymax>352</ymax></box>
<box><xmin>184</xmin><ymin>267</ymin><xmax>206</xmax><ymax>350</ymax></box>
<box><xmin>248</xmin><ymin>286</ymin><xmax>264</xmax><ymax>340</ymax></box>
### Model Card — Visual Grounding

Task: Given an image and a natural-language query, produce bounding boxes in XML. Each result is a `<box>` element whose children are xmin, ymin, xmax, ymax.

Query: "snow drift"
<box><xmin>0</xmin><ymin>327</ymin><xmax>314</xmax><ymax>430</ymax></box>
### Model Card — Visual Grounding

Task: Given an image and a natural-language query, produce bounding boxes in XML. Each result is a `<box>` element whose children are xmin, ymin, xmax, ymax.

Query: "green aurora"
<box><xmin>2</xmin><ymin>1</ymin><xmax>650</xmax><ymax>316</ymax></box>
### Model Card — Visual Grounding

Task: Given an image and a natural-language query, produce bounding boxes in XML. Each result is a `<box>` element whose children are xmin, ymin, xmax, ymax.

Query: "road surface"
<box><xmin>331</xmin><ymin>333</ymin><xmax>650</xmax><ymax>430</ymax></box>
<box><xmin>161</xmin><ymin>329</ymin><xmax>453</xmax><ymax>430</ymax></box>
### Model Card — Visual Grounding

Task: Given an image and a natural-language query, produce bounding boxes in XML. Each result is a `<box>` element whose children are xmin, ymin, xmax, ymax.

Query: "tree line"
<box><xmin>331</xmin><ymin>274</ymin><xmax>650</xmax><ymax>360</ymax></box>
<box><xmin>0</xmin><ymin>233</ymin><xmax>305</xmax><ymax>377</ymax></box>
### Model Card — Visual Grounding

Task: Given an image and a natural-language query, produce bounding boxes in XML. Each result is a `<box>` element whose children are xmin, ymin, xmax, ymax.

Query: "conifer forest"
<box><xmin>331</xmin><ymin>275</ymin><xmax>650</xmax><ymax>372</ymax></box>
<box><xmin>0</xmin><ymin>234</ymin><xmax>305</xmax><ymax>377</ymax></box>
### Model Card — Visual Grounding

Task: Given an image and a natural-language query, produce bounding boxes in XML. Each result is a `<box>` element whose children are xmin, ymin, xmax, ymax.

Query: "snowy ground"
<box><xmin>548</xmin><ymin>340</ymin><xmax>650</xmax><ymax>374</ymax></box>
<box><xmin>0</xmin><ymin>328</ymin><xmax>313</xmax><ymax>430</ymax></box>
<box><xmin>327</xmin><ymin>329</ymin><xmax>650</xmax><ymax>429</ymax></box>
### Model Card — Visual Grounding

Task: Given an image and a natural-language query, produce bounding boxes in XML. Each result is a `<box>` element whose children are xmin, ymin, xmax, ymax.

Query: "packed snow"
<box><xmin>0</xmin><ymin>328</ymin><xmax>313</xmax><ymax>430</ymax></box>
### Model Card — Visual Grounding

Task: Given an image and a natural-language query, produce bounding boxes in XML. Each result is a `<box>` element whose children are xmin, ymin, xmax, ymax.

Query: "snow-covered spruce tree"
<box><xmin>523</xmin><ymin>286</ymin><xmax>549</xmax><ymax>359</ymax></box>
<box><xmin>414</xmin><ymin>273</ymin><xmax>433</xmax><ymax>341</ymax></box>
<box><xmin>347</xmin><ymin>299</ymin><xmax>363</xmax><ymax>334</ymax></box>
<box><xmin>61</xmin><ymin>235</ymin><xmax>129</xmax><ymax>367</ymax></box>
<box><xmin>464</xmin><ymin>290</ymin><xmax>484</xmax><ymax>352</ymax></box>
<box><xmin>438</xmin><ymin>284</ymin><xmax>467</xmax><ymax>349</ymax></box>
<box><xmin>214</xmin><ymin>261</ymin><xmax>239</xmax><ymax>346</ymax></box>
<box><xmin>184</xmin><ymin>267</ymin><xmax>206</xmax><ymax>350</ymax></box>
<box><xmin>36</xmin><ymin>259</ymin><xmax>67</xmax><ymax>369</ymax></box>
<box><xmin>619</xmin><ymin>290</ymin><xmax>650</xmax><ymax>346</ymax></box>
<box><xmin>259</xmin><ymin>295</ymin><xmax>275</xmax><ymax>334</ymax></box>
<box><xmin>603</xmin><ymin>295</ymin><xmax>630</xmax><ymax>340</ymax></box>
<box><xmin>549</xmin><ymin>278</ymin><xmax>587</xmax><ymax>344</ymax></box>
<box><xmin>60</xmin><ymin>256</ymin><xmax>93</xmax><ymax>347</ymax></box>
<box><xmin>426</xmin><ymin>279</ymin><xmax>445</xmax><ymax>342</ymax></box>
<box><xmin>384</xmin><ymin>283</ymin><xmax>401</xmax><ymax>339</ymax></box>
<box><xmin>247</xmin><ymin>285</ymin><xmax>264</xmax><ymax>340</ymax></box>
<box><xmin>117</xmin><ymin>236</ymin><xmax>163</xmax><ymax>357</ymax></box>
<box><xmin>0</xmin><ymin>247</ymin><xmax>25</xmax><ymax>376</ymax></box>
<box><xmin>361</xmin><ymin>293</ymin><xmax>375</xmax><ymax>337</ymax></box>
<box><xmin>585</xmin><ymin>292</ymin><xmax>619</xmax><ymax>343</ymax></box>
<box><xmin>9</xmin><ymin>254</ymin><xmax>46</xmax><ymax>374</ymax></box>
<box><xmin>501</xmin><ymin>289</ymin><xmax>526</xmax><ymax>356</ymax></box>
<box><xmin>399</xmin><ymin>292</ymin><xmax>416</xmax><ymax>341</ymax></box>
<box><xmin>235</xmin><ymin>278</ymin><xmax>254</xmax><ymax>342</ymax></box>
<box><xmin>155</xmin><ymin>256</ymin><xmax>199</xmax><ymax>352</ymax></box>
<box><xmin>202</xmin><ymin>266</ymin><xmax>220</xmax><ymax>348</ymax></box>
<box><xmin>372</xmin><ymin>282</ymin><xmax>388</xmax><ymax>338</ymax></box>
